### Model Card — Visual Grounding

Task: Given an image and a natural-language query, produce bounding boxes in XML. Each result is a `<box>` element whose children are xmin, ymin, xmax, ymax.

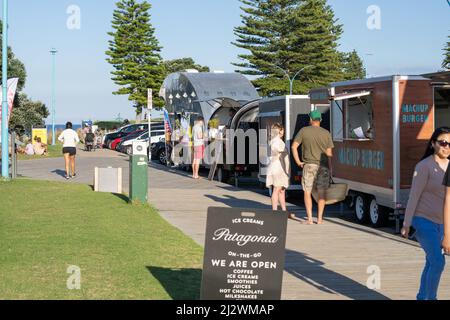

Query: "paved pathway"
<box><xmin>17</xmin><ymin>149</ymin><xmax>450</xmax><ymax>300</ymax></box>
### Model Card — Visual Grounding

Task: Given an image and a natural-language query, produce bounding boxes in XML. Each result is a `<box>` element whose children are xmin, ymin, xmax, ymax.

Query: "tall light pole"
<box><xmin>50</xmin><ymin>48</ymin><xmax>57</xmax><ymax>145</ymax></box>
<box><xmin>365</xmin><ymin>53</ymin><xmax>373</xmax><ymax>78</ymax></box>
<box><xmin>272</xmin><ymin>65</ymin><xmax>314</xmax><ymax>95</ymax></box>
<box><xmin>1</xmin><ymin>0</ymin><xmax>9</xmax><ymax>179</ymax></box>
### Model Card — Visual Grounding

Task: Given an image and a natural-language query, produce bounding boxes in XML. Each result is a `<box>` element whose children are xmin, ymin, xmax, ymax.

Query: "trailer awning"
<box><xmin>331</xmin><ymin>91</ymin><xmax>371</xmax><ymax>101</ymax></box>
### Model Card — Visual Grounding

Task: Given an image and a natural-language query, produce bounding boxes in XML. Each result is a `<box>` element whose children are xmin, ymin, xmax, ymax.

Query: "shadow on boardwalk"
<box><xmin>147</xmin><ymin>266</ymin><xmax>202</xmax><ymax>300</ymax></box>
<box><xmin>284</xmin><ymin>249</ymin><xmax>389</xmax><ymax>300</ymax></box>
<box><xmin>205</xmin><ymin>194</ymin><xmax>271</xmax><ymax>210</ymax></box>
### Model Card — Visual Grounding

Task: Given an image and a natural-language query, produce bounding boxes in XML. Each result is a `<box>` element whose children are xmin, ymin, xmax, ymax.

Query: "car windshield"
<box><xmin>125</xmin><ymin>130</ymin><xmax>147</xmax><ymax>140</ymax></box>
<box><xmin>121</xmin><ymin>125</ymin><xmax>136</xmax><ymax>133</ymax></box>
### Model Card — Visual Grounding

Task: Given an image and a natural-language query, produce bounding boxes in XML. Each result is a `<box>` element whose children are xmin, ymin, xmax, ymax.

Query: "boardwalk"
<box><xmin>18</xmin><ymin>149</ymin><xmax>450</xmax><ymax>300</ymax></box>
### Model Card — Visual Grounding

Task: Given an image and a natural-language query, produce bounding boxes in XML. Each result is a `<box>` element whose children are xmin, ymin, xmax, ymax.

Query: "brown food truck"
<box><xmin>310</xmin><ymin>72</ymin><xmax>450</xmax><ymax>230</ymax></box>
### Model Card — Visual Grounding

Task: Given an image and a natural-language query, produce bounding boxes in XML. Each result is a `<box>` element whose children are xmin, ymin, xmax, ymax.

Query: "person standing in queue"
<box><xmin>192</xmin><ymin>116</ymin><xmax>205</xmax><ymax>179</ymax></box>
<box><xmin>291</xmin><ymin>110</ymin><xmax>334</xmax><ymax>225</ymax></box>
<box><xmin>402</xmin><ymin>127</ymin><xmax>450</xmax><ymax>300</ymax></box>
<box><xmin>266</xmin><ymin>123</ymin><xmax>293</xmax><ymax>218</ymax></box>
<box><xmin>58</xmin><ymin>122</ymin><xmax>80</xmax><ymax>180</ymax></box>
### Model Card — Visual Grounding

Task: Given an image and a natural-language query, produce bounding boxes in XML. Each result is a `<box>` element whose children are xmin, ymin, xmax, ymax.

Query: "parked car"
<box><xmin>103</xmin><ymin>122</ymin><xmax>164</xmax><ymax>148</ymax></box>
<box><xmin>118</xmin><ymin>130</ymin><xmax>165</xmax><ymax>155</ymax></box>
<box><xmin>151</xmin><ymin>140</ymin><xmax>171</xmax><ymax>165</ymax></box>
<box><xmin>110</xmin><ymin>130</ymin><xmax>146</xmax><ymax>151</ymax></box>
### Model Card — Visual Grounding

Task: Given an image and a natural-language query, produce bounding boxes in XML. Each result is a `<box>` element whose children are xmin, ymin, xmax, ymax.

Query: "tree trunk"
<box><xmin>135</xmin><ymin>112</ymin><xmax>142</xmax><ymax>124</ymax></box>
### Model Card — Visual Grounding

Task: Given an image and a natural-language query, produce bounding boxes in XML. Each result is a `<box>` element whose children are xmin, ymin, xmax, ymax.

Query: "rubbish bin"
<box><xmin>129</xmin><ymin>141</ymin><xmax>148</xmax><ymax>203</ymax></box>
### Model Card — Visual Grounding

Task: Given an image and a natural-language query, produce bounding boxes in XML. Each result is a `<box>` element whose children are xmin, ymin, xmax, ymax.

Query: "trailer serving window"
<box><xmin>331</xmin><ymin>91</ymin><xmax>373</xmax><ymax>141</ymax></box>
<box><xmin>434</xmin><ymin>86</ymin><xmax>450</xmax><ymax>129</ymax></box>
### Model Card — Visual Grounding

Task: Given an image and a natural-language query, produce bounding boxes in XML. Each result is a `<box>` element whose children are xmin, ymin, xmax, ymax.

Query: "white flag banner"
<box><xmin>0</xmin><ymin>78</ymin><xmax>19</xmax><ymax>128</ymax></box>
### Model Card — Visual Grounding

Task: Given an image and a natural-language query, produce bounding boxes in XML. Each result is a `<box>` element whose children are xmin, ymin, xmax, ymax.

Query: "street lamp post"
<box><xmin>50</xmin><ymin>48</ymin><xmax>57</xmax><ymax>145</ymax></box>
<box><xmin>365</xmin><ymin>53</ymin><xmax>374</xmax><ymax>78</ymax></box>
<box><xmin>272</xmin><ymin>65</ymin><xmax>313</xmax><ymax>95</ymax></box>
<box><xmin>1</xmin><ymin>0</ymin><xmax>9</xmax><ymax>179</ymax></box>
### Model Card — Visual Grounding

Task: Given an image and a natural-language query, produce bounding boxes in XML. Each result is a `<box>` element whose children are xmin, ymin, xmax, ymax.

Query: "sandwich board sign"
<box><xmin>201</xmin><ymin>207</ymin><xmax>288</xmax><ymax>300</ymax></box>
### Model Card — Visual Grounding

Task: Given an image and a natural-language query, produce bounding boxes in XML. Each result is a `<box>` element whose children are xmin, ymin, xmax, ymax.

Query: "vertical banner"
<box><xmin>164</xmin><ymin>109</ymin><xmax>172</xmax><ymax>133</ymax></box>
<box><xmin>0</xmin><ymin>78</ymin><xmax>19</xmax><ymax>127</ymax></box>
<box><xmin>201</xmin><ymin>207</ymin><xmax>288</xmax><ymax>300</ymax></box>
<box><xmin>164</xmin><ymin>109</ymin><xmax>172</xmax><ymax>140</ymax></box>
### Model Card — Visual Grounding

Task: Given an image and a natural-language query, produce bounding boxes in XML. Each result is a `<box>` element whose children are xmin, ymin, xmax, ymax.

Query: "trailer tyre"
<box><xmin>369</xmin><ymin>199</ymin><xmax>389</xmax><ymax>228</ymax></box>
<box><xmin>354</xmin><ymin>194</ymin><xmax>370</xmax><ymax>224</ymax></box>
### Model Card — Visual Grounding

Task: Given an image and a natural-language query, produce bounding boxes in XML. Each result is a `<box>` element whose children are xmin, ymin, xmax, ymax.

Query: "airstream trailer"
<box><xmin>159</xmin><ymin>72</ymin><xmax>260</xmax><ymax>168</ymax></box>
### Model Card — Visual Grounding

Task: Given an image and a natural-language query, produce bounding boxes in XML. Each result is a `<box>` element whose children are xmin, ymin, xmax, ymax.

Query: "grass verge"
<box><xmin>0</xmin><ymin>179</ymin><xmax>203</xmax><ymax>300</ymax></box>
<box><xmin>18</xmin><ymin>144</ymin><xmax>64</xmax><ymax>161</ymax></box>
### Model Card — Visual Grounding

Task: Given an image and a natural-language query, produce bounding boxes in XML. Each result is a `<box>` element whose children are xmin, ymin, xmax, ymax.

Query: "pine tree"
<box><xmin>233</xmin><ymin>0</ymin><xmax>344</xmax><ymax>96</ymax></box>
<box><xmin>443</xmin><ymin>35</ymin><xmax>450</xmax><ymax>70</ymax></box>
<box><xmin>341</xmin><ymin>50</ymin><xmax>366</xmax><ymax>80</ymax></box>
<box><xmin>106</xmin><ymin>0</ymin><xmax>165</xmax><ymax>119</ymax></box>
<box><xmin>163</xmin><ymin>58</ymin><xmax>210</xmax><ymax>74</ymax></box>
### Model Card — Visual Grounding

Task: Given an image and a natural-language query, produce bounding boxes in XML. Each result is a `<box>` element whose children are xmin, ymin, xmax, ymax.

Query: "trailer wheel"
<box><xmin>369</xmin><ymin>199</ymin><xmax>389</xmax><ymax>228</ymax></box>
<box><xmin>354</xmin><ymin>194</ymin><xmax>370</xmax><ymax>224</ymax></box>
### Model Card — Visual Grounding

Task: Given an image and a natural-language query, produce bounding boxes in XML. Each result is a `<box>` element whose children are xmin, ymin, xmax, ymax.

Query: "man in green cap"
<box><xmin>291</xmin><ymin>109</ymin><xmax>334</xmax><ymax>225</ymax></box>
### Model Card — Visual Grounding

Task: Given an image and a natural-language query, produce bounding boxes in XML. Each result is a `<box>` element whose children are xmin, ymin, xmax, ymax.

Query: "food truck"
<box><xmin>159</xmin><ymin>71</ymin><xmax>260</xmax><ymax>169</ymax></box>
<box><xmin>210</xmin><ymin>98</ymin><xmax>261</xmax><ymax>183</ymax></box>
<box><xmin>258</xmin><ymin>96</ymin><xmax>330</xmax><ymax>192</ymax></box>
<box><xmin>312</xmin><ymin>72</ymin><xmax>450</xmax><ymax>229</ymax></box>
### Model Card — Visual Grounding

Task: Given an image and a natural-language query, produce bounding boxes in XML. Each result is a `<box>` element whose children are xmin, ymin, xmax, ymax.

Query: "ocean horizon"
<box><xmin>45</xmin><ymin>124</ymin><xmax>82</xmax><ymax>132</ymax></box>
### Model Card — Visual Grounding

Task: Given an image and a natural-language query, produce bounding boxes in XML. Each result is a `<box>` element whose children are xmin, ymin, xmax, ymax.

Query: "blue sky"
<box><xmin>4</xmin><ymin>0</ymin><xmax>450</xmax><ymax>124</ymax></box>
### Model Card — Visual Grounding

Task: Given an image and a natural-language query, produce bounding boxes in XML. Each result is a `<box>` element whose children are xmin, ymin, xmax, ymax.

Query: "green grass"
<box><xmin>0</xmin><ymin>179</ymin><xmax>203</xmax><ymax>300</ymax></box>
<box><xmin>18</xmin><ymin>144</ymin><xmax>64</xmax><ymax>161</ymax></box>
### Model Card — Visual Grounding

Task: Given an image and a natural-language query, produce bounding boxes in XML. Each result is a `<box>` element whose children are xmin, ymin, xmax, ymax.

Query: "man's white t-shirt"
<box><xmin>192</xmin><ymin>124</ymin><xmax>204</xmax><ymax>147</ymax></box>
<box><xmin>58</xmin><ymin>129</ymin><xmax>80</xmax><ymax>148</ymax></box>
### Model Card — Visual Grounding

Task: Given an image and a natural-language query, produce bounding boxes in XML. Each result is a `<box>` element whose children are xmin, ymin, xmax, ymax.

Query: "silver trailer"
<box><xmin>258</xmin><ymin>96</ymin><xmax>330</xmax><ymax>191</ymax></box>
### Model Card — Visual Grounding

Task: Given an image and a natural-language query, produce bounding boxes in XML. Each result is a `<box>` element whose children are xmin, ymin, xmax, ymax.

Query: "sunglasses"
<box><xmin>436</xmin><ymin>140</ymin><xmax>450</xmax><ymax>148</ymax></box>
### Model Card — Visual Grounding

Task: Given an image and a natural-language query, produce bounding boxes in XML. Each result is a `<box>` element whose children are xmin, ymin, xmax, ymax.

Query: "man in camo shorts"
<box><xmin>291</xmin><ymin>110</ymin><xmax>334</xmax><ymax>225</ymax></box>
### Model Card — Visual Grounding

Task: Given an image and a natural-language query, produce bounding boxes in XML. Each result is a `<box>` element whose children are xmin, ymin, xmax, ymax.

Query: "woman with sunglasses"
<box><xmin>441</xmin><ymin>160</ymin><xmax>450</xmax><ymax>254</ymax></box>
<box><xmin>401</xmin><ymin>127</ymin><xmax>450</xmax><ymax>300</ymax></box>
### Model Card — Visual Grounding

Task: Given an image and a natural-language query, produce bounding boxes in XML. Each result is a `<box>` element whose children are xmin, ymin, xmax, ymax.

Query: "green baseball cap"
<box><xmin>309</xmin><ymin>110</ymin><xmax>322</xmax><ymax>121</ymax></box>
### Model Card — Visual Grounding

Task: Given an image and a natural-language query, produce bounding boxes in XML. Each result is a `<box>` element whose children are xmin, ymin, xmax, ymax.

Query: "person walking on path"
<box><xmin>58</xmin><ymin>122</ymin><xmax>80</xmax><ymax>180</ymax></box>
<box><xmin>266</xmin><ymin>123</ymin><xmax>292</xmax><ymax>218</ymax></box>
<box><xmin>401</xmin><ymin>127</ymin><xmax>450</xmax><ymax>300</ymax></box>
<box><xmin>291</xmin><ymin>110</ymin><xmax>334</xmax><ymax>225</ymax></box>
<box><xmin>192</xmin><ymin>116</ymin><xmax>205</xmax><ymax>179</ymax></box>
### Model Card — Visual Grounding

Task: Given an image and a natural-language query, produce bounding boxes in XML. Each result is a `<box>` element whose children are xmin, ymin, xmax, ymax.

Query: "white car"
<box><xmin>119</xmin><ymin>130</ymin><xmax>165</xmax><ymax>155</ymax></box>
